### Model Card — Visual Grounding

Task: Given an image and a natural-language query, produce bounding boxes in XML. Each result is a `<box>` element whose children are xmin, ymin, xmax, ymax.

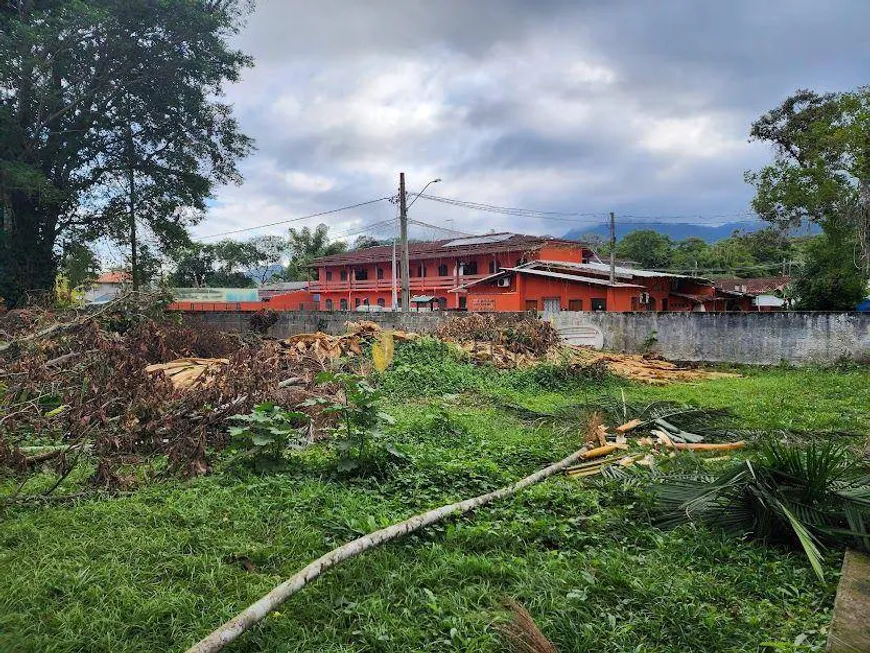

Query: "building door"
<box><xmin>591</xmin><ymin>298</ymin><xmax>606</xmax><ymax>311</ymax></box>
<box><xmin>543</xmin><ymin>298</ymin><xmax>561</xmax><ymax>313</ymax></box>
<box><xmin>568</xmin><ymin>299</ymin><xmax>582</xmax><ymax>312</ymax></box>
<box><xmin>661</xmin><ymin>298</ymin><xmax>669</xmax><ymax>312</ymax></box>
<box><xmin>525</xmin><ymin>299</ymin><xmax>538</xmax><ymax>312</ymax></box>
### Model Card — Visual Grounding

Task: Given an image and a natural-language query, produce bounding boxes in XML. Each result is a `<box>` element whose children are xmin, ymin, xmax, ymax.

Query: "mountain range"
<box><xmin>562</xmin><ymin>221</ymin><xmax>808</xmax><ymax>243</ymax></box>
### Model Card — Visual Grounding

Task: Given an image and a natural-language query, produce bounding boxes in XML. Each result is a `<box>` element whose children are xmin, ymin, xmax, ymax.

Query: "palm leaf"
<box><xmin>778</xmin><ymin>503</ymin><xmax>825</xmax><ymax>581</ymax></box>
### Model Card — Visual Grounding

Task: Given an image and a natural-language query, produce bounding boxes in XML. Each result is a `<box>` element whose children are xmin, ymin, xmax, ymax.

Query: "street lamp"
<box><xmin>395</xmin><ymin>177</ymin><xmax>442</xmax><ymax>312</ymax></box>
<box><xmin>406</xmin><ymin>178</ymin><xmax>441</xmax><ymax>210</ymax></box>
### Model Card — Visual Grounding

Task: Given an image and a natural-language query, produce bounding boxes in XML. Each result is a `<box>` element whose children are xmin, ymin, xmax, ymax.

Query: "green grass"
<box><xmin>2</xmin><ymin>358</ymin><xmax>867</xmax><ymax>652</ymax></box>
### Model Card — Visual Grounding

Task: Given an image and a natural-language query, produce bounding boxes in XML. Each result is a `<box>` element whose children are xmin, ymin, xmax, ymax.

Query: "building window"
<box><xmin>354</xmin><ymin>268</ymin><xmax>368</xmax><ymax>281</ymax></box>
<box><xmin>458</xmin><ymin>296</ymin><xmax>467</xmax><ymax>309</ymax></box>
<box><xmin>377</xmin><ymin>267</ymin><xmax>384</xmax><ymax>279</ymax></box>
<box><xmin>377</xmin><ymin>298</ymin><xmax>385</xmax><ymax>307</ymax></box>
<box><xmin>417</xmin><ymin>265</ymin><xmax>427</xmax><ymax>277</ymax></box>
<box><xmin>325</xmin><ymin>298</ymin><xmax>333</xmax><ymax>311</ymax></box>
<box><xmin>438</xmin><ymin>264</ymin><xmax>448</xmax><ymax>276</ymax></box>
<box><xmin>568</xmin><ymin>299</ymin><xmax>582</xmax><ymax>311</ymax></box>
<box><xmin>340</xmin><ymin>298</ymin><xmax>348</xmax><ymax>310</ymax></box>
<box><xmin>326</xmin><ymin>270</ymin><xmax>332</xmax><ymax>281</ymax></box>
<box><xmin>355</xmin><ymin>298</ymin><xmax>361</xmax><ymax>308</ymax></box>
<box><xmin>340</xmin><ymin>270</ymin><xmax>348</xmax><ymax>282</ymax></box>
<box><xmin>488</xmin><ymin>260</ymin><xmax>500</xmax><ymax>274</ymax></box>
<box><xmin>460</xmin><ymin>262</ymin><xmax>478</xmax><ymax>275</ymax></box>
<box><xmin>591</xmin><ymin>298</ymin><xmax>607</xmax><ymax>311</ymax></box>
<box><xmin>525</xmin><ymin>299</ymin><xmax>538</xmax><ymax>311</ymax></box>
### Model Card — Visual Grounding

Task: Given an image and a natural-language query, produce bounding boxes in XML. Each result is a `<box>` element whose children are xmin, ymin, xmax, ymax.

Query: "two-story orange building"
<box><xmin>307</xmin><ymin>233</ymin><xmax>592</xmax><ymax>310</ymax></box>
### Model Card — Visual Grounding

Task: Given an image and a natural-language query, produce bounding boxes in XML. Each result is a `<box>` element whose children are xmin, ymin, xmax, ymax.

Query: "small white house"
<box><xmin>83</xmin><ymin>272</ymin><xmax>129</xmax><ymax>304</ymax></box>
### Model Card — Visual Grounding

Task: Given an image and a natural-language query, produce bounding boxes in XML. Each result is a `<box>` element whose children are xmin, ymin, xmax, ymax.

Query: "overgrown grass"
<box><xmin>2</xmin><ymin>350</ymin><xmax>866</xmax><ymax>652</ymax></box>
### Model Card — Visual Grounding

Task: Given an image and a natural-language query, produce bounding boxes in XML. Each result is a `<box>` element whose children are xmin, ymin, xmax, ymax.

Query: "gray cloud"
<box><xmin>197</xmin><ymin>0</ymin><xmax>870</xmax><ymax>241</ymax></box>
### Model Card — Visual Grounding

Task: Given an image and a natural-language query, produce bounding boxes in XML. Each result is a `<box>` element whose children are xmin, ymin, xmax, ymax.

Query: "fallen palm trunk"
<box><xmin>672</xmin><ymin>441</ymin><xmax>746</xmax><ymax>452</ymax></box>
<box><xmin>185</xmin><ymin>444</ymin><xmax>593</xmax><ymax>653</ymax></box>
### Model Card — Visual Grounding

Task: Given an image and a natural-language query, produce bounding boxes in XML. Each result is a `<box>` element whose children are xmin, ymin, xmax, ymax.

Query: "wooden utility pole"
<box><xmin>609</xmin><ymin>211</ymin><xmax>616</xmax><ymax>284</ymax></box>
<box><xmin>399</xmin><ymin>172</ymin><xmax>410</xmax><ymax>312</ymax></box>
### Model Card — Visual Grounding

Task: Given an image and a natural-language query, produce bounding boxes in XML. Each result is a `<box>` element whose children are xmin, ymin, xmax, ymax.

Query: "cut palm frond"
<box><xmin>649</xmin><ymin>440</ymin><xmax>870</xmax><ymax>580</ymax></box>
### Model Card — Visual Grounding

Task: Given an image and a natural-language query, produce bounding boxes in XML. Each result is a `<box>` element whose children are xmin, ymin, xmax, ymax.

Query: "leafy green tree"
<box><xmin>614</xmin><ymin>230</ymin><xmax>673</xmax><ymax>269</ymax></box>
<box><xmin>736</xmin><ymin>228</ymin><xmax>795</xmax><ymax>270</ymax></box>
<box><xmin>246</xmin><ymin>235</ymin><xmax>287</xmax><ymax>284</ymax></box>
<box><xmin>746</xmin><ymin>88</ymin><xmax>870</xmax><ymax>279</ymax></box>
<box><xmin>793</xmin><ymin>231</ymin><xmax>866</xmax><ymax>310</ymax></box>
<box><xmin>353</xmin><ymin>235</ymin><xmax>387</xmax><ymax>250</ymax></box>
<box><xmin>59</xmin><ymin>244</ymin><xmax>100</xmax><ymax>291</ymax></box>
<box><xmin>669</xmin><ymin>238</ymin><xmax>710</xmax><ymax>274</ymax></box>
<box><xmin>0</xmin><ymin>0</ymin><xmax>253</xmax><ymax>306</ymax></box>
<box><xmin>281</xmin><ymin>224</ymin><xmax>348</xmax><ymax>281</ymax></box>
<box><xmin>704</xmin><ymin>235</ymin><xmax>757</xmax><ymax>275</ymax></box>
<box><xmin>167</xmin><ymin>240</ymin><xmax>257</xmax><ymax>288</ymax></box>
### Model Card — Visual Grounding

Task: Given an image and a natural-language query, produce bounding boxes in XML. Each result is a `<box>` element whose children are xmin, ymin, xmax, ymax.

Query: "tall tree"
<box><xmin>0</xmin><ymin>0</ymin><xmax>254</xmax><ymax>306</ymax></box>
<box><xmin>669</xmin><ymin>237</ymin><xmax>709</xmax><ymax>274</ymax></box>
<box><xmin>746</xmin><ymin>88</ymin><xmax>870</xmax><ymax>278</ymax></box>
<box><xmin>793</xmin><ymin>230</ymin><xmax>866</xmax><ymax>310</ymax></box>
<box><xmin>246</xmin><ymin>235</ymin><xmax>287</xmax><ymax>284</ymax></box>
<box><xmin>282</xmin><ymin>224</ymin><xmax>347</xmax><ymax>281</ymax></box>
<box><xmin>59</xmin><ymin>243</ymin><xmax>100</xmax><ymax>291</ymax></box>
<box><xmin>614</xmin><ymin>230</ymin><xmax>673</xmax><ymax>269</ymax></box>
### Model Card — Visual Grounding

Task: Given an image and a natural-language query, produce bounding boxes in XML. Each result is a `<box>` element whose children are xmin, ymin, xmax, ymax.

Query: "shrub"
<box><xmin>304</xmin><ymin>371</ymin><xmax>404</xmax><ymax>475</ymax></box>
<box><xmin>380</xmin><ymin>338</ymin><xmax>486</xmax><ymax>398</ymax></box>
<box><xmin>227</xmin><ymin>402</ymin><xmax>311</xmax><ymax>471</ymax></box>
<box><xmin>503</xmin><ymin>361</ymin><xmax>610</xmax><ymax>391</ymax></box>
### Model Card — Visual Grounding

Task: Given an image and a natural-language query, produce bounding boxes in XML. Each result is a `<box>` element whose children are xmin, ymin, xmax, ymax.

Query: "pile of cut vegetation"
<box><xmin>434</xmin><ymin>313</ymin><xmax>738</xmax><ymax>382</ymax></box>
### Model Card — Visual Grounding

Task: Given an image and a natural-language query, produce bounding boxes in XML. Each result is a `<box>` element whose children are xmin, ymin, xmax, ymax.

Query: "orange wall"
<box><xmin>466</xmin><ymin>274</ymin><xmax>639</xmax><ymax>312</ymax></box>
<box><xmin>169</xmin><ymin>289</ymin><xmax>315</xmax><ymax>313</ymax></box>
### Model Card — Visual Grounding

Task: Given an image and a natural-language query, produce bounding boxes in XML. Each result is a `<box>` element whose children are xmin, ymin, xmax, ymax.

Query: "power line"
<box><xmin>198</xmin><ymin>196</ymin><xmax>393</xmax><ymax>240</ymax></box>
<box><xmin>407</xmin><ymin>218</ymin><xmax>473</xmax><ymax>237</ymax></box>
<box><xmin>649</xmin><ymin>262</ymin><xmax>791</xmax><ymax>274</ymax></box>
<box><xmin>330</xmin><ymin>219</ymin><xmax>397</xmax><ymax>241</ymax></box>
<box><xmin>415</xmin><ymin>193</ymin><xmax>760</xmax><ymax>225</ymax></box>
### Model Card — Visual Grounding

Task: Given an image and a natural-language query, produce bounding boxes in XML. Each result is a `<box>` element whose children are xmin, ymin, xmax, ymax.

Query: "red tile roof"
<box><xmin>95</xmin><ymin>271</ymin><xmax>130</xmax><ymax>284</ymax></box>
<box><xmin>308</xmin><ymin>233</ymin><xmax>585</xmax><ymax>267</ymax></box>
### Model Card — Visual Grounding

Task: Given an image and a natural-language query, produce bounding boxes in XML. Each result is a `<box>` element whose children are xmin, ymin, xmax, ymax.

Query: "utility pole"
<box><xmin>391</xmin><ymin>238</ymin><xmax>398</xmax><ymax>311</ymax></box>
<box><xmin>399</xmin><ymin>172</ymin><xmax>410</xmax><ymax>312</ymax></box>
<box><xmin>609</xmin><ymin>211</ymin><xmax>616</xmax><ymax>284</ymax></box>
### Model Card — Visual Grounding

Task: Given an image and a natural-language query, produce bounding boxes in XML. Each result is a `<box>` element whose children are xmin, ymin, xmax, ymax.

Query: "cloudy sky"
<box><xmin>195</xmin><ymin>0</ymin><xmax>870</xmax><ymax>244</ymax></box>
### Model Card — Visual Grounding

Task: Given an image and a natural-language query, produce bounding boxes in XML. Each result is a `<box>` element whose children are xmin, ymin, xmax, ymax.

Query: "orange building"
<box><xmin>458</xmin><ymin>260</ymin><xmax>754</xmax><ymax>312</ymax></box>
<box><xmin>307</xmin><ymin>233</ymin><xmax>591</xmax><ymax>310</ymax></box>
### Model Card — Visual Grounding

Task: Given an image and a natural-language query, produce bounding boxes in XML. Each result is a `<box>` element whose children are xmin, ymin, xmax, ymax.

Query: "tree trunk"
<box><xmin>185</xmin><ymin>444</ymin><xmax>592</xmax><ymax>652</ymax></box>
<box><xmin>857</xmin><ymin>178</ymin><xmax>870</xmax><ymax>279</ymax></box>
<box><xmin>0</xmin><ymin>192</ymin><xmax>59</xmax><ymax>307</ymax></box>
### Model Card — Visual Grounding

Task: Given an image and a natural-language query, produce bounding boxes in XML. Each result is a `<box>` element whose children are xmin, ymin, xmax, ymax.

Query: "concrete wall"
<box><xmin>180</xmin><ymin>310</ymin><xmax>527</xmax><ymax>339</ymax></box>
<box><xmin>546</xmin><ymin>311</ymin><xmax>870</xmax><ymax>364</ymax></box>
<box><xmin>178</xmin><ymin>310</ymin><xmax>870</xmax><ymax>364</ymax></box>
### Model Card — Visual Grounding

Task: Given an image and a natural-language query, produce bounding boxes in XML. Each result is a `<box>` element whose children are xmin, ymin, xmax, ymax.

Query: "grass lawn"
<box><xmin>1</xmin><ymin>352</ymin><xmax>868</xmax><ymax>652</ymax></box>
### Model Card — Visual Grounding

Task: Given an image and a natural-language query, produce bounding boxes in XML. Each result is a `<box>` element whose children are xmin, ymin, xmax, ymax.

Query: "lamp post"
<box><xmin>398</xmin><ymin>175</ymin><xmax>441</xmax><ymax>312</ymax></box>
